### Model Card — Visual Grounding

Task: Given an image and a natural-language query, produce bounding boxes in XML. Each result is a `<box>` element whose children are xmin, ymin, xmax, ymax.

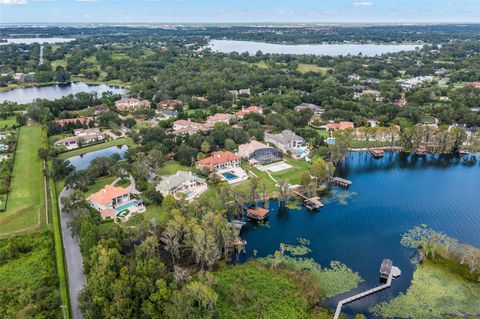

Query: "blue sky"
<box><xmin>1</xmin><ymin>0</ymin><xmax>479</xmax><ymax>24</ymax></box>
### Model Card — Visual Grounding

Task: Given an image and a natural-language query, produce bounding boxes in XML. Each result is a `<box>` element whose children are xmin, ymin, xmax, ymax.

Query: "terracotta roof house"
<box><xmin>326</xmin><ymin>121</ymin><xmax>355</xmax><ymax>131</ymax></box>
<box><xmin>156</xmin><ymin>171</ymin><xmax>207</xmax><ymax>200</ymax></box>
<box><xmin>56</xmin><ymin>117</ymin><xmax>94</xmax><ymax>127</ymax></box>
<box><xmin>264</xmin><ymin>130</ymin><xmax>309</xmax><ymax>160</ymax></box>
<box><xmin>196</xmin><ymin>151</ymin><xmax>240</xmax><ymax>172</ymax></box>
<box><xmin>238</xmin><ymin>140</ymin><xmax>282</xmax><ymax>166</ymax></box>
<box><xmin>115</xmin><ymin>98</ymin><xmax>151</xmax><ymax>111</ymax></box>
<box><xmin>235</xmin><ymin>106</ymin><xmax>263</xmax><ymax>119</ymax></box>
<box><xmin>206</xmin><ymin>113</ymin><xmax>234</xmax><ymax>125</ymax></box>
<box><xmin>87</xmin><ymin>184</ymin><xmax>145</xmax><ymax>221</ymax></box>
<box><xmin>173</xmin><ymin>119</ymin><xmax>210</xmax><ymax>135</ymax></box>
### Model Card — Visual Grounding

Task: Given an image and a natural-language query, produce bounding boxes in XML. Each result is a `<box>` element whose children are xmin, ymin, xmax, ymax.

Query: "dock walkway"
<box><xmin>333</xmin><ymin>272</ymin><xmax>392</xmax><ymax>319</ymax></box>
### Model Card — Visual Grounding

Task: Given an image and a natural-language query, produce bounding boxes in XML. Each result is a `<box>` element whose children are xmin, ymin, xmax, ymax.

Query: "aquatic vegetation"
<box><xmin>324</xmin><ymin>189</ymin><xmax>358</xmax><ymax>206</ymax></box>
<box><xmin>259</xmin><ymin>240</ymin><xmax>363</xmax><ymax>297</ymax></box>
<box><xmin>371</xmin><ymin>262</ymin><xmax>480</xmax><ymax>319</ymax></box>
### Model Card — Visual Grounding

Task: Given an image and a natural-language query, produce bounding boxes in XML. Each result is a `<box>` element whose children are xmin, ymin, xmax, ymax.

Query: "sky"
<box><xmin>1</xmin><ymin>0</ymin><xmax>480</xmax><ymax>24</ymax></box>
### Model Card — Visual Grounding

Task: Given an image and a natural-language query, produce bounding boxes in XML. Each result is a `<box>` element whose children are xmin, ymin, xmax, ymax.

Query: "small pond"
<box><xmin>0</xmin><ymin>82</ymin><xmax>125</xmax><ymax>104</ymax></box>
<box><xmin>66</xmin><ymin>145</ymin><xmax>129</xmax><ymax>171</ymax></box>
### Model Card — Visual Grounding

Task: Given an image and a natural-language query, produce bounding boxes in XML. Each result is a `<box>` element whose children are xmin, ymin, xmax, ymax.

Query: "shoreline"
<box><xmin>0</xmin><ymin>80</ymin><xmax>128</xmax><ymax>93</ymax></box>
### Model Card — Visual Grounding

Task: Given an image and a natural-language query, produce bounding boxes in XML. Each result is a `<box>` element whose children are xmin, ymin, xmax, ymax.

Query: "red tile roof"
<box><xmin>197</xmin><ymin>151</ymin><xmax>240</xmax><ymax>169</ymax></box>
<box><xmin>87</xmin><ymin>184</ymin><xmax>130</xmax><ymax>205</ymax></box>
<box><xmin>235</xmin><ymin>106</ymin><xmax>263</xmax><ymax>118</ymax></box>
<box><xmin>247</xmin><ymin>208</ymin><xmax>269</xmax><ymax>217</ymax></box>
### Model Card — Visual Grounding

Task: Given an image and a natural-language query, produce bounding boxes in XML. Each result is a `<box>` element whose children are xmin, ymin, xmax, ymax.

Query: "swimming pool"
<box><xmin>221</xmin><ymin>171</ymin><xmax>239</xmax><ymax>180</ymax></box>
<box><xmin>114</xmin><ymin>201</ymin><xmax>136</xmax><ymax>212</ymax></box>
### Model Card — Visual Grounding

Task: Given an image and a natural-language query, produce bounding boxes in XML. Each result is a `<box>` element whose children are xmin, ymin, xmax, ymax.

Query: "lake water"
<box><xmin>0</xmin><ymin>82</ymin><xmax>125</xmax><ymax>104</ymax></box>
<box><xmin>0</xmin><ymin>37</ymin><xmax>75</xmax><ymax>45</ymax></box>
<box><xmin>208</xmin><ymin>40</ymin><xmax>421</xmax><ymax>56</ymax></box>
<box><xmin>240</xmin><ymin>152</ymin><xmax>480</xmax><ymax>317</ymax></box>
<box><xmin>66</xmin><ymin>145</ymin><xmax>129</xmax><ymax>170</ymax></box>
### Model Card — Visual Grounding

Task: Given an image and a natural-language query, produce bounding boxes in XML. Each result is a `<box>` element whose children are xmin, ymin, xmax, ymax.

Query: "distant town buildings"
<box><xmin>354</xmin><ymin>89</ymin><xmax>383</xmax><ymax>101</ymax></box>
<box><xmin>399</xmin><ymin>76</ymin><xmax>433</xmax><ymax>90</ymax></box>
<box><xmin>229</xmin><ymin>88</ymin><xmax>251</xmax><ymax>99</ymax></box>
<box><xmin>158</xmin><ymin>99</ymin><xmax>184</xmax><ymax>110</ymax></box>
<box><xmin>294</xmin><ymin>103</ymin><xmax>325</xmax><ymax>115</ymax></box>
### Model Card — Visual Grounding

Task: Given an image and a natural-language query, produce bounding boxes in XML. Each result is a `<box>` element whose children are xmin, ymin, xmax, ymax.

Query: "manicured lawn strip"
<box><xmin>349</xmin><ymin>140</ymin><xmax>394</xmax><ymax>148</ymax></box>
<box><xmin>156</xmin><ymin>160</ymin><xmax>193</xmax><ymax>176</ymax></box>
<box><xmin>49</xmin><ymin>172</ymin><xmax>72</xmax><ymax>319</ymax></box>
<box><xmin>58</xmin><ymin>137</ymin><xmax>136</xmax><ymax>160</ymax></box>
<box><xmin>0</xmin><ymin>125</ymin><xmax>45</xmax><ymax>235</ymax></box>
<box><xmin>372</xmin><ymin>261</ymin><xmax>480</xmax><ymax>319</ymax></box>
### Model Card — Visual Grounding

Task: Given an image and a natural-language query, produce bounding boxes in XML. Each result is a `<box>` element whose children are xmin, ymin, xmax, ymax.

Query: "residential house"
<box><xmin>158</xmin><ymin>99</ymin><xmax>184</xmax><ymax>110</ymax></box>
<box><xmin>54</xmin><ymin>128</ymin><xmax>105</xmax><ymax>150</ymax></box>
<box><xmin>294</xmin><ymin>103</ymin><xmax>325</xmax><ymax>115</ymax></box>
<box><xmin>238</xmin><ymin>140</ymin><xmax>282</xmax><ymax>166</ymax></box>
<box><xmin>229</xmin><ymin>88</ymin><xmax>251</xmax><ymax>99</ymax></box>
<box><xmin>206</xmin><ymin>113</ymin><xmax>234</xmax><ymax>125</ymax></box>
<box><xmin>326</xmin><ymin>121</ymin><xmax>355</xmax><ymax>131</ymax></box>
<box><xmin>399</xmin><ymin>76</ymin><xmax>433</xmax><ymax>90</ymax></box>
<box><xmin>354</xmin><ymin>89</ymin><xmax>383</xmax><ymax>101</ymax></box>
<box><xmin>90</xmin><ymin>104</ymin><xmax>109</xmax><ymax>115</ymax></box>
<box><xmin>196</xmin><ymin>151</ymin><xmax>241</xmax><ymax>172</ymax></box>
<box><xmin>235</xmin><ymin>106</ymin><xmax>263</xmax><ymax>119</ymax></box>
<box><xmin>264</xmin><ymin>130</ymin><xmax>309</xmax><ymax>159</ymax></box>
<box><xmin>115</xmin><ymin>98</ymin><xmax>151</xmax><ymax>111</ymax></box>
<box><xmin>173</xmin><ymin>119</ymin><xmax>210</xmax><ymax>135</ymax></box>
<box><xmin>87</xmin><ymin>184</ymin><xmax>145</xmax><ymax>220</ymax></box>
<box><xmin>156</xmin><ymin>109</ymin><xmax>178</xmax><ymax>121</ymax></box>
<box><xmin>156</xmin><ymin>171</ymin><xmax>207</xmax><ymax>200</ymax></box>
<box><xmin>56</xmin><ymin>117</ymin><xmax>94</xmax><ymax>128</ymax></box>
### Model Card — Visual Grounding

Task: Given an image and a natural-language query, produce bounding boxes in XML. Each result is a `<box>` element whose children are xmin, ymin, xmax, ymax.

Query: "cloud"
<box><xmin>353</xmin><ymin>1</ymin><xmax>374</xmax><ymax>7</ymax></box>
<box><xmin>0</xmin><ymin>0</ymin><xmax>28</xmax><ymax>5</ymax></box>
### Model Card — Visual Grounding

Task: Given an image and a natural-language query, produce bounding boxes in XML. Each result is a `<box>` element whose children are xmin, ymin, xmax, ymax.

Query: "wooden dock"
<box><xmin>333</xmin><ymin>261</ymin><xmax>401</xmax><ymax>319</ymax></box>
<box><xmin>291</xmin><ymin>190</ymin><xmax>324</xmax><ymax>210</ymax></box>
<box><xmin>329</xmin><ymin>177</ymin><xmax>352</xmax><ymax>187</ymax></box>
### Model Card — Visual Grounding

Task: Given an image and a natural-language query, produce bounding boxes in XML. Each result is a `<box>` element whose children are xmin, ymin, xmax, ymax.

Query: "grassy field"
<box><xmin>372</xmin><ymin>261</ymin><xmax>480</xmax><ymax>318</ymax></box>
<box><xmin>156</xmin><ymin>160</ymin><xmax>193</xmax><ymax>176</ymax></box>
<box><xmin>84</xmin><ymin>176</ymin><xmax>116</xmax><ymax>196</ymax></box>
<box><xmin>58</xmin><ymin>137</ymin><xmax>136</xmax><ymax>159</ymax></box>
<box><xmin>0</xmin><ymin>125</ymin><xmax>45</xmax><ymax>235</ymax></box>
<box><xmin>0</xmin><ymin>116</ymin><xmax>17</xmax><ymax>128</ymax></box>
<box><xmin>270</xmin><ymin>157</ymin><xmax>311</xmax><ymax>185</ymax></box>
<box><xmin>297</xmin><ymin>63</ymin><xmax>332</xmax><ymax>74</ymax></box>
<box><xmin>51</xmin><ymin>59</ymin><xmax>67</xmax><ymax>69</ymax></box>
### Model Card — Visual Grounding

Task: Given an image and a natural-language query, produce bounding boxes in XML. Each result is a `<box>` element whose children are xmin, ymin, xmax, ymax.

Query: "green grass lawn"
<box><xmin>156</xmin><ymin>160</ymin><xmax>193</xmax><ymax>176</ymax></box>
<box><xmin>0</xmin><ymin>125</ymin><xmax>45</xmax><ymax>235</ymax></box>
<box><xmin>58</xmin><ymin>137</ymin><xmax>136</xmax><ymax>160</ymax></box>
<box><xmin>270</xmin><ymin>157</ymin><xmax>311</xmax><ymax>185</ymax></box>
<box><xmin>297</xmin><ymin>63</ymin><xmax>332</xmax><ymax>74</ymax></box>
<box><xmin>0</xmin><ymin>116</ymin><xmax>17</xmax><ymax>128</ymax></box>
<box><xmin>350</xmin><ymin>140</ymin><xmax>393</xmax><ymax>148</ymax></box>
<box><xmin>372</xmin><ymin>261</ymin><xmax>480</xmax><ymax>319</ymax></box>
<box><xmin>51</xmin><ymin>59</ymin><xmax>67</xmax><ymax>69</ymax></box>
<box><xmin>84</xmin><ymin>176</ymin><xmax>116</xmax><ymax>196</ymax></box>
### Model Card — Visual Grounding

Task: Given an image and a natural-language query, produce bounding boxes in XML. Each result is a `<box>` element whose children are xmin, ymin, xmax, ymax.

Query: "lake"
<box><xmin>66</xmin><ymin>145</ymin><xmax>129</xmax><ymax>170</ymax></box>
<box><xmin>0</xmin><ymin>37</ymin><xmax>75</xmax><ymax>45</ymax></box>
<box><xmin>240</xmin><ymin>152</ymin><xmax>480</xmax><ymax>317</ymax></box>
<box><xmin>208</xmin><ymin>39</ymin><xmax>421</xmax><ymax>56</ymax></box>
<box><xmin>0</xmin><ymin>82</ymin><xmax>125</xmax><ymax>104</ymax></box>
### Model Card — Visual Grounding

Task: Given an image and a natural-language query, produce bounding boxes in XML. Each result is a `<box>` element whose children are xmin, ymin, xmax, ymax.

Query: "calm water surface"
<box><xmin>66</xmin><ymin>145</ymin><xmax>129</xmax><ymax>170</ymax></box>
<box><xmin>0</xmin><ymin>37</ymin><xmax>75</xmax><ymax>45</ymax></box>
<box><xmin>208</xmin><ymin>40</ymin><xmax>421</xmax><ymax>56</ymax></box>
<box><xmin>0</xmin><ymin>82</ymin><xmax>125</xmax><ymax>104</ymax></box>
<box><xmin>240</xmin><ymin>152</ymin><xmax>480</xmax><ymax>317</ymax></box>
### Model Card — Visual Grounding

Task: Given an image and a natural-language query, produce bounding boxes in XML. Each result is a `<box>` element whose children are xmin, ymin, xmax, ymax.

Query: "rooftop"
<box><xmin>197</xmin><ymin>151</ymin><xmax>240</xmax><ymax>169</ymax></box>
<box><xmin>157</xmin><ymin>171</ymin><xmax>205</xmax><ymax>192</ymax></box>
<box><xmin>87</xmin><ymin>184</ymin><xmax>130</xmax><ymax>205</ymax></box>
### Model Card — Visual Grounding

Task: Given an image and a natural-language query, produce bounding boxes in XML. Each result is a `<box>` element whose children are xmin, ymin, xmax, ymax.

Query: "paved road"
<box><xmin>59</xmin><ymin>187</ymin><xmax>85</xmax><ymax>319</ymax></box>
